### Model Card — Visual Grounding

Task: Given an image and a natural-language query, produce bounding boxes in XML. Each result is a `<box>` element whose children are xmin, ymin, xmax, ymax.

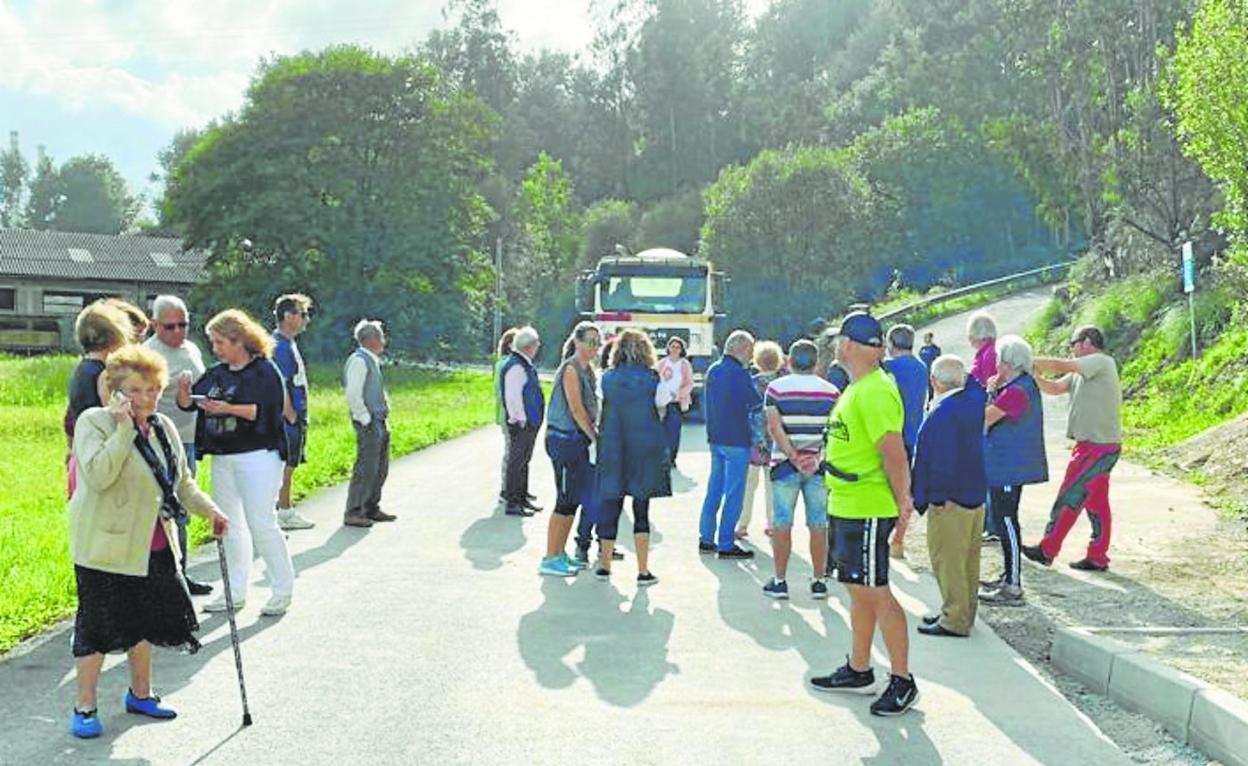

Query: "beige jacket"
<box><xmin>70</xmin><ymin>408</ymin><xmax>218</xmax><ymax>576</ymax></box>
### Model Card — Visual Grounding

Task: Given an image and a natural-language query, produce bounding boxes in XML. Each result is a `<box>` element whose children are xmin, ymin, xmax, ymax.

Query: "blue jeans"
<box><xmin>663</xmin><ymin>403</ymin><xmax>683</xmax><ymax>463</ymax></box>
<box><xmin>700</xmin><ymin>444</ymin><xmax>751</xmax><ymax>551</ymax></box>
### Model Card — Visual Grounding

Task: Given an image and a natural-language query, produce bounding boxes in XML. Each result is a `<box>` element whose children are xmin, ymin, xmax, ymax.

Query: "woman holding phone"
<box><xmin>68</xmin><ymin>346</ymin><xmax>228</xmax><ymax>738</ymax></box>
<box><xmin>178</xmin><ymin>309</ymin><xmax>294</xmax><ymax>617</ymax></box>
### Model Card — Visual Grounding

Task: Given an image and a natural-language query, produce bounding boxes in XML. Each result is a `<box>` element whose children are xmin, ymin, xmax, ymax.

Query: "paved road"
<box><xmin>0</xmin><ymin>288</ymin><xmax>1132</xmax><ymax>765</ymax></box>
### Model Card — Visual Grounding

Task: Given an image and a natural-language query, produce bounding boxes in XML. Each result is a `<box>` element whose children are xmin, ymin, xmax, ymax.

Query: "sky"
<box><xmin>0</xmin><ymin>0</ymin><xmax>769</xmax><ymax>216</ymax></box>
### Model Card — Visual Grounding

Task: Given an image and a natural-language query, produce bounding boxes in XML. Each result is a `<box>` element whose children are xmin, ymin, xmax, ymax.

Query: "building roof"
<box><xmin>0</xmin><ymin>229</ymin><xmax>206</xmax><ymax>285</ymax></box>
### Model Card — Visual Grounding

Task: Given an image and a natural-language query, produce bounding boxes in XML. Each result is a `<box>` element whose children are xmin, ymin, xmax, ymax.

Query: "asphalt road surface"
<box><xmin>0</xmin><ymin>287</ymin><xmax>1133</xmax><ymax>765</ymax></box>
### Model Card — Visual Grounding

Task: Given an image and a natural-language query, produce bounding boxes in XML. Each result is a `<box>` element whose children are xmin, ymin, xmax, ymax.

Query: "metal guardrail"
<box><xmin>876</xmin><ymin>260</ymin><xmax>1078</xmax><ymax>324</ymax></box>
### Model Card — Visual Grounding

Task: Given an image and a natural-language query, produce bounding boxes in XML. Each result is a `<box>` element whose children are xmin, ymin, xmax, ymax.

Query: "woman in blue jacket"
<box><xmin>595</xmin><ymin>328</ymin><xmax>671</xmax><ymax>586</ymax></box>
<box><xmin>980</xmin><ymin>335</ymin><xmax>1048</xmax><ymax>605</ymax></box>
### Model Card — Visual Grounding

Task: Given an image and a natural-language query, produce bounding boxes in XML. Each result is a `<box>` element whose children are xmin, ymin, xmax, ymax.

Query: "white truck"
<box><xmin>574</xmin><ymin>247</ymin><xmax>727</xmax><ymax>416</ymax></box>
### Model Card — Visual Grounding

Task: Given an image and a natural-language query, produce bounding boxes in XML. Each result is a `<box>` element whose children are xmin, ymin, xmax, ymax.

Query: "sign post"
<box><xmin>1182</xmin><ymin>241</ymin><xmax>1197</xmax><ymax>358</ymax></box>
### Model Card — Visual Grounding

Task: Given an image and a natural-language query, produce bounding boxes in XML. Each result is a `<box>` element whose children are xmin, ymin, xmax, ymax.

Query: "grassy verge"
<box><xmin>0</xmin><ymin>355</ymin><xmax>494</xmax><ymax>654</ymax></box>
<box><xmin>1026</xmin><ymin>262</ymin><xmax>1248</xmax><ymax>456</ymax></box>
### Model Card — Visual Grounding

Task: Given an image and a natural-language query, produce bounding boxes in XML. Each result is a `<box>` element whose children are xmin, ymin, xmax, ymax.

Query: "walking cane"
<box><xmin>215</xmin><ymin>537</ymin><xmax>253</xmax><ymax>726</ymax></box>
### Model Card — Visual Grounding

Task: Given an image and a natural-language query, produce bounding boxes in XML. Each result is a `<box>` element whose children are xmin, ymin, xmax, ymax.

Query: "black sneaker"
<box><xmin>574</xmin><ymin>545</ymin><xmax>590</xmax><ymax>565</ymax></box>
<box><xmin>810</xmin><ymin>579</ymin><xmax>828</xmax><ymax>600</ymax></box>
<box><xmin>504</xmin><ymin>505</ymin><xmax>533</xmax><ymax>517</ymax></box>
<box><xmin>1069</xmin><ymin>558</ymin><xmax>1108</xmax><ymax>572</ymax></box>
<box><xmin>698</xmin><ymin>542</ymin><xmax>717</xmax><ymax>555</ymax></box>
<box><xmin>637</xmin><ymin>572</ymin><xmax>658</xmax><ymax>587</ymax></box>
<box><xmin>595</xmin><ymin>567</ymin><xmax>611</xmax><ymax>581</ymax></box>
<box><xmin>870</xmin><ymin>674</ymin><xmax>919</xmax><ymax>716</ymax></box>
<box><xmin>810</xmin><ymin>659</ymin><xmax>876</xmax><ymax>695</ymax></box>
<box><xmin>1021</xmin><ymin>544</ymin><xmax>1052</xmax><ymax>566</ymax></box>
<box><xmin>717</xmin><ymin>545</ymin><xmax>754</xmax><ymax>560</ymax></box>
<box><xmin>981</xmin><ymin>532</ymin><xmax>1001</xmax><ymax>544</ymax></box>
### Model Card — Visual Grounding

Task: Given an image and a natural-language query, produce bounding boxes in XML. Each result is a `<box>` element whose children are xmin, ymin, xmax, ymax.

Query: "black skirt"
<box><xmin>71</xmin><ymin>548</ymin><xmax>201</xmax><ymax>658</ymax></box>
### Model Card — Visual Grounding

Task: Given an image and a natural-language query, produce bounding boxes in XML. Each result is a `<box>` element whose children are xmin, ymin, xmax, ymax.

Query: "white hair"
<box><xmin>967</xmin><ymin>311</ymin><xmax>998</xmax><ymax>343</ymax></box>
<box><xmin>724</xmin><ymin>329</ymin><xmax>755</xmax><ymax>357</ymax></box>
<box><xmin>996</xmin><ymin>334</ymin><xmax>1034</xmax><ymax>374</ymax></box>
<box><xmin>931</xmin><ymin>354</ymin><xmax>967</xmax><ymax>390</ymax></box>
<box><xmin>513</xmin><ymin>325</ymin><xmax>540</xmax><ymax>352</ymax></box>
<box><xmin>354</xmin><ymin>319</ymin><xmax>385</xmax><ymax>344</ymax></box>
<box><xmin>151</xmin><ymin>294</ymin><xmax>188</xmax><ymax>320</ymax></box>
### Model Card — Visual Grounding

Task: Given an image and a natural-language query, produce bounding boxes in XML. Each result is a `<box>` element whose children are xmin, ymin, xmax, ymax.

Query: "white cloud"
<box><xmin>0</xmin><ymin>1</ymin><xmax>766</xmax><ymax>131</ymax></box>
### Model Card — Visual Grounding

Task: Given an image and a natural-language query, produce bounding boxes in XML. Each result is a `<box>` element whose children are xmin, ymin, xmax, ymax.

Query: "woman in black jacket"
<box><xmin>594</xmin><ymin>329</ymin><xmax>671</xmax><ymax>586</ymax></box>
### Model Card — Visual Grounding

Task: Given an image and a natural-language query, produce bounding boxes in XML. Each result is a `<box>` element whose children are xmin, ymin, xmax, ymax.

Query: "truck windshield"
<box><xmin>600</xmin><ymin>275</ymin><xmax>707</xmax><ymax>314</ymax></box>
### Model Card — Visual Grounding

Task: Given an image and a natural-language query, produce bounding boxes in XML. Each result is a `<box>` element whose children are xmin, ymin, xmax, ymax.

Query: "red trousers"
<box><xmin>1041</xmin><ymin>442</ymin><xmax>1120</xmax><ymax>566</ymax></box>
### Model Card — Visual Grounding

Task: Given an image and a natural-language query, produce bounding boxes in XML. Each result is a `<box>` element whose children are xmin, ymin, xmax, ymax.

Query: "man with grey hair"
<box><xmin>883</xmin><ymin>324</ymin><xmax>929</xmax><ymax>462</ymax></box>
<box><xmin>911</xmin><ymin>354</ymin><xmax>987</xmax><ymax>637</ymax></box>
<box><xmin>699</xmin><ymin>329</ymin><xmax>760</xmax><ymax>558</ymax></box>
<box><xmin>500</xmin><ymin>326</ymin><xmax>545</xmax><ymax>517</ymax></box>
<box><xmin>143</xmin><ymin>294</ymin><xmax>213</xmax><ymax>595</ymax></box>
<box><xmin>343</xmin><ymin>319</ymin><xmax>394</xmax><ymax>527</ymax></box>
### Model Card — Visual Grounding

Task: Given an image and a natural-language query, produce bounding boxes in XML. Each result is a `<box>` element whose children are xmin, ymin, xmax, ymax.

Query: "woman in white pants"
<box><xmin>178</xmin><ymin>309</ymin><xmax>295</xmax><ymax>616</ymax></box>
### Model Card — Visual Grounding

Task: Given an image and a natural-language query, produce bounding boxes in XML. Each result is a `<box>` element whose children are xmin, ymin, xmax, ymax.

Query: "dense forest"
<box><xmin>3</xmin><ymin>0</ymin><xmax>1244</xmax><ymax>361</ymax></box>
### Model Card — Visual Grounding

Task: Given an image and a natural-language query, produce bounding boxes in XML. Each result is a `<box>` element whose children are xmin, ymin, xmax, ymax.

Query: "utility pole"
<box><xmin>493</xmin><ymin>236</ymin><xmax>503</xmax><ymax>351</ymax></box>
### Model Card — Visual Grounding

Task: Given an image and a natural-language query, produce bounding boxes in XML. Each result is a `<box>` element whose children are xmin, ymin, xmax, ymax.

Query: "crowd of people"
<box><xmin>62</xmin><ymin>294</ymin><xmax>394</xmax><ymax>738</ymax></box>
<box><xmin>60</xmin><ymin>289</ymin><xmax>1122</xmax><ymax>734</ymax></box>
<box><xmin>495</xmin><ymin>307</ymin><xmax>1122</xmax><ymax>718</ymax></box>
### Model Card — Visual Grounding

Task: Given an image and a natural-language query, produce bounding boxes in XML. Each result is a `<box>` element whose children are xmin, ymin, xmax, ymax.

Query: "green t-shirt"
<box><xmin>824</xmin><ymin>367</ymin><xmax>904</xmax><ymax>519</ymax></box>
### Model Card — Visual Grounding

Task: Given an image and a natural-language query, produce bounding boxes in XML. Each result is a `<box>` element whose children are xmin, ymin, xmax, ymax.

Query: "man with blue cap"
<box><xmin>809</xmin><ymin>311</ymin><xmax>919</xmax><ymax>716</ymax></box>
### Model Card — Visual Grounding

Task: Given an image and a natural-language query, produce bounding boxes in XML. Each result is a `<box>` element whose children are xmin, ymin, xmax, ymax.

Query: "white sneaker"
<box><xmin>203</xmin><ymin>595</ymin><xmax>244</xmax><ymax>613</ymax></box>
<box><xmin>277</xmin><ymin>508</ymin><xmax>315</xmax><ymax>530</ymax></box>
<box><xmin>260</xmin><ymin>594</ymin><xmax>292</xmax><ymax>617</ymax></box>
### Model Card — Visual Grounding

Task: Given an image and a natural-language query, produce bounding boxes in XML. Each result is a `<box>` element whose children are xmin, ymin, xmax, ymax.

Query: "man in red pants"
<box><xmin>1023</xmin><ymin>326</ymin><xmax>1122</xmax><ymax>571</ymax></box>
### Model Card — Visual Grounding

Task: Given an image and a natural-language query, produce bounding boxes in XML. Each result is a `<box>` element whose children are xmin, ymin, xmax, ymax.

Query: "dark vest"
<box><xmin>985</xmin><ymin>374</ymin><xmax>1048</xmax><ymax>487</ymax></box>
<box><xmin>499</xmin><ymin>352</ymin><xmax>545</xmax><ymax>428</ymax></box>
<box><xmin>344</xmin><ymin>348</ymin><xmax>389</xmax><ymax>420</ymax></box>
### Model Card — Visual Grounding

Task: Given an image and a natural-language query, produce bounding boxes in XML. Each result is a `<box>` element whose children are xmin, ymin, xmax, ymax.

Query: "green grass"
<box><xmin>0</xmin><ymin>355</ymin><xmax>495</xmax><ymax>654</ymax></box>
<box><xmin>1026</xmin><ymin>267</ymin><xmax>1248</xmax><ymax>453</ymax></box>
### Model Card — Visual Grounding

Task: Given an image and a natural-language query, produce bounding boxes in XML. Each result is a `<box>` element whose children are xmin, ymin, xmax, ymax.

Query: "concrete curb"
<box><xmin>1052</xmin><ymin>627</ymin><xmax>1248</xmax><ymax>766</ymax></box>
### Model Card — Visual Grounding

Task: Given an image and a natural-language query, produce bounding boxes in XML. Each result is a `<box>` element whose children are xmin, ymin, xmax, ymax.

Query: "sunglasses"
<box><xmin>161</xmin><ymin>322</ymin><xmax>189</xmax><ymax>331</ymax></box>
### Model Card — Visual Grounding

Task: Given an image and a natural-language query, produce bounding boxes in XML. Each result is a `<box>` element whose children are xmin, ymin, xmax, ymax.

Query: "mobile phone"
<box><xmin>189</xmin><ymin>394</ymin><xmax>208</xmax><ymax>402</ymax></box>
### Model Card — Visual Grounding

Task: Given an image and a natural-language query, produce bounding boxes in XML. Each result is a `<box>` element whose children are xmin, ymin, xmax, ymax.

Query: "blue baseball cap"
<box><xmin>834</xmin><ymin>311</ymin><xmax>884</xmax><ymax>348</ymax></box>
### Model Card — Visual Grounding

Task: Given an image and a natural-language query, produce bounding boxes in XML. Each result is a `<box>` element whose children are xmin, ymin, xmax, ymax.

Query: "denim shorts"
<box><xmin>770</xmin><ymin>470</ymin><xmax>829</xmax><ymax>529</ymax></box>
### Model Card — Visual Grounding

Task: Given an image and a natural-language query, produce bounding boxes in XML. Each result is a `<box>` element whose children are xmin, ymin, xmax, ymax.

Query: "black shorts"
<box><xmin>284</xmin><ymin>420</ymin><xmax>307</xmax><ymax>468</ymax></box>
<box><xmin>545</xmin><ymin>430</ymin><xmax>591</xmax><ymax>516</ymax></box>
<box><xmin>832</xmin><ymin>517</ymin><xmax>897</xmax><ymax>587</ymax></box>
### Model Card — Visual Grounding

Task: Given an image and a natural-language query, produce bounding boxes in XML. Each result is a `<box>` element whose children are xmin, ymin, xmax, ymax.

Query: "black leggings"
<box><xmin>991</xmin><ymin>485</ymin><xmax>1024</xmax><ymax>587</ymax></box>
<box><xmin>598</xmin><ymin>497</ymin><xmax>650</xmax><ymax>541</ymax></box>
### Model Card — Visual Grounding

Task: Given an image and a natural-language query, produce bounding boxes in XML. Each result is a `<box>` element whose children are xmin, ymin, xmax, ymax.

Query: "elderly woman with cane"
<box><xmin>68</xmin><ymin>346</ymin><xmax>228</xmax><ymax>739</ymax></box>
<box><xmin>595</xmin><ymin>329</ymin><xmax>671</xmax><ymax>585</ymax></box>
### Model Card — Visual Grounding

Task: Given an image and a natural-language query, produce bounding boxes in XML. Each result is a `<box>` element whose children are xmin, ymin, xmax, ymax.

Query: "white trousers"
<box><xmin>212</xmin><ymin>449</ymin><xmax>294</xmax><ymax>600</ymax></box>
<box><xmin>737</xmin><ymin>463</ymin><xmax>775</xmax><ymax>532</ymax></box>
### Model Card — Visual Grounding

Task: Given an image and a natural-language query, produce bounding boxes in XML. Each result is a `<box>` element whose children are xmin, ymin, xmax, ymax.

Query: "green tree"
<box><xmin>165</xmin><ymin>45</ymin><xmax>496</xmax><ymax>359</ymax></box>
<box><xmin>0</xmin><ymin>131</ymin><xmax>28</xmax><ymax>228</ymax></box>
<box><xmin>701</xmin><ymin>146</ymin><xmax>895</xmax><ymax>340</ymax></box>
<box><xmin>24</xmin><ymin>148</ymin><xmax>60</xmax><ymax>231</ymax></box>
<box><xmin>46</xmin><ymin>155</ymin><xmax>140</xmax><ymax>235</ymax></box>
<box><xmin>636</xmin><ymin>189</ymin><xmax>702</xmax><ymax>253</ymax></box>
<box><xmin>580</xmin><ymin>199</ymin><xmax>637</xmax><ymax>269</ymax></box>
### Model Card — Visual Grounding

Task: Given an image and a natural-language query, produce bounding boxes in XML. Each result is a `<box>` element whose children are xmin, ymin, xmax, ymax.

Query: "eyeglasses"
<box><xmin>161</xmin><ymin>322</ymin><xmax>189</xmax><ymax>331</ymax></box>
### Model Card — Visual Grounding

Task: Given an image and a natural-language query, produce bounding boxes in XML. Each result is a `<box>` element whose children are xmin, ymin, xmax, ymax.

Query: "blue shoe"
<box><xmin>538</xmin><ymin>556</ymin><xmax>578</xmax><ymax>577</ymax></box>
<box><xmin>560</xmin><ymin>553</ymin><xmax>586</xmax><ymax>571</ymax></box>
<box><xmin>70</xmin><ymin>708</ymin><xmax>102</xmax><ymax>739</ymax></box>
<box><xmin>763</xmin><ymin>578</ymin><xmax>789</xmax><ymax>600</ymax></box>
<box><xmin>124</xmin><ymin>689</ymin><xmax>177</xmax><ymax>719</ymax></box>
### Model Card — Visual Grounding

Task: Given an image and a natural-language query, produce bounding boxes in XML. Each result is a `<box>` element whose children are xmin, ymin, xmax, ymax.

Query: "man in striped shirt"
<box><xmin>761</xmin><ymin>340</ymin><xmax>842</xmax><ymax>600</ymax></box>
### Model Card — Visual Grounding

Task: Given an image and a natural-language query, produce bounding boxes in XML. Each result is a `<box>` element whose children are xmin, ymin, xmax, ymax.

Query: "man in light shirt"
<box><xmin>143</xmin><ymin>294</ymin><xmax>214</xmax><ymax>595</ymax></box>
<box><xmin>343</xmin><ymin>319</ymin><xmax>394</xmax><ymax>527</ymax></box>
<box><xmin>499</xmin><ymin>326</ymin><xmax>545</xmax><ymax>517</ymax></box>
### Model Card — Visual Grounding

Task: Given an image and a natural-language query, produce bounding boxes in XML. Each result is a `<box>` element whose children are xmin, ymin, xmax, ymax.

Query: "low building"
<box><xmin>0</xmin><ymin>229</ymin><xmax>206</xmax><ymax>352</ymax></box>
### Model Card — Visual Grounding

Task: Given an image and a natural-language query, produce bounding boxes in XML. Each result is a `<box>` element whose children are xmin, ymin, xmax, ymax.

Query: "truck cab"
<box><xmin>575</xmin><ymin>248</ymin><xmax>727</xmax><ymax>413</ymax></box>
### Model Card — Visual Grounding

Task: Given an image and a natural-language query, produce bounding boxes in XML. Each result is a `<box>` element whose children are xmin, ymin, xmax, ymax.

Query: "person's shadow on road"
<box><xmin>459</xmin><ymin>507</ymin><xmax>528</xmax><ymax>571</ymax></box>
<box><xmin>516</xmin><ymin>577</ymin><xmax>679</xmax><ymax>707</ymax></box>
